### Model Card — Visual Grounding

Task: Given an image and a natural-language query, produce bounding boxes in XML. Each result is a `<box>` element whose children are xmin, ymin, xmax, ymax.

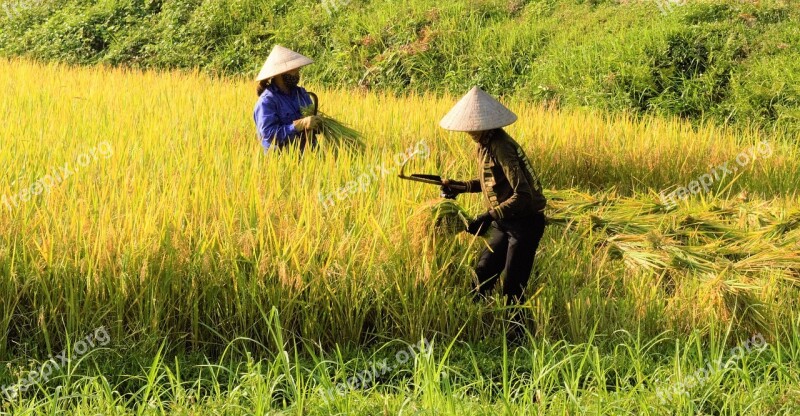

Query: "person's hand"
<box><xmin>441</xmin><ymin>179</ymin><xmax>467</xmax><ymax>199</ymax></box>
<box><xmin>466</xmin><ymin>211</ymin><xmax>494</xmax><ymax>236</ymax></box>
<box><xmin>309</xmin><ymin>115</ymin><xmax>322</xmax><ymax>131</ymax></box>
<box><xmin>293</xmin><ymin>116</ymin><xmax>322</xmax><ymax>131</ymax></box>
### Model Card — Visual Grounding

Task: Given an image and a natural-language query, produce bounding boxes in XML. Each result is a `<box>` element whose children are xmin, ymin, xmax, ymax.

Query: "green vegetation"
<box><xmin>3</xmin><ymin>312</ymin><xmax>799</xmax><ymax>414</ymax></box>
<box><xmin>1</xmin><ymin>0</ymin><xmax>799</xmax><ymax>133</ymax></box>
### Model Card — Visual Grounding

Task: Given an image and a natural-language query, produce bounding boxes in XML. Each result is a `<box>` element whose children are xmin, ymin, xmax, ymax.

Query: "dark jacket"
<box><xmin>463</xmin><ymin>129</ymin><xmax>546</xmax><ymax>220</ymax></box>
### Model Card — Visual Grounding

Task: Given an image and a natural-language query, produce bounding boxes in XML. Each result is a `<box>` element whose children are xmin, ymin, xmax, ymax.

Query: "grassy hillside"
<box><xmin>1</xmin><ymin>0</ymin><xmax>799</xmax><ymax>133</ymax></box>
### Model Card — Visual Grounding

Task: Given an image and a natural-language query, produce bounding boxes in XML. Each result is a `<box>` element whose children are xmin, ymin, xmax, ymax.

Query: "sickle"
<box><xmin>308</xmin><ymin>92</ymin><xmax>319</xmax><ymax>116</ymax></box>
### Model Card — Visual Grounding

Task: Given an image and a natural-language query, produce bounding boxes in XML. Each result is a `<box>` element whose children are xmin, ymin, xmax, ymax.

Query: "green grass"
<box><xmin>1</xmin><ymin>0</ymin><xmax>799</xmax><ymax>133</ymax></box>
<box><xmin>2</xmin><ymin>309</ymin><xmax>800</xmax><ymax>414</ymax></box>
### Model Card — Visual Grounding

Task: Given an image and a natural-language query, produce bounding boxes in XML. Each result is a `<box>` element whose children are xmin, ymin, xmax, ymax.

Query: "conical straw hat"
<box><xmin>439</xmin><ymin>86</ymin><xmax>517</xmax><ymax>131</ymax></box>
<box><xmin>255</xmin><ymin>45</ymin><xmax>314</xmax><ymax>81</ymax></box>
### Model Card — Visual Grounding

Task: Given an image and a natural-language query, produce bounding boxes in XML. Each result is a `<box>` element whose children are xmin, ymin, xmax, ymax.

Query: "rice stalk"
<box><xmin>301</xmin><ymin>105</ymin><xmax>365</xmax><ymax>149</ymax></box>
<box><xmin>410</xmin><ymin>199</ymin><xmax>473</xmax><ymax>239</ymax></box>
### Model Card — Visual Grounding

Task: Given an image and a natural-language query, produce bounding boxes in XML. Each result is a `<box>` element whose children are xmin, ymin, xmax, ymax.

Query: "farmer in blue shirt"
<box><xmin>253</xmin><ymin>45</ymin><xmax>321</xmax><ymax>152</ymax></box>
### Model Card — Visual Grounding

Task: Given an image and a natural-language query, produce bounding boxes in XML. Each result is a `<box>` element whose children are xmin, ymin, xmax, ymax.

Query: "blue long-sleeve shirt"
<box><xmin>253</xmin><ymin>83</ymin><xmax>315</xmax><ymax>151</ymax></box>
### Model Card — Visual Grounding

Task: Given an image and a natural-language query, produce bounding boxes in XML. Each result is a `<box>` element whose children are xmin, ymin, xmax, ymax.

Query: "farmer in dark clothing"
<box><xmin>253</xmin><ymin>45</ymin><xmax>321</xmax><ymax>153</ymax></box>
<box><xmin>440</xmin><ymin>87</ymin><xmax>547</xmax><ymax>306</ymax></box>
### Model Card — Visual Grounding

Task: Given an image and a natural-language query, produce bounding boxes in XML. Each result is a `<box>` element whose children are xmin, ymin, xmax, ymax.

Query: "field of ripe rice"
<box><xmin>1</xmin><ymin>59</ymin><xmax>800</xmax><ymax>414</ymax></box>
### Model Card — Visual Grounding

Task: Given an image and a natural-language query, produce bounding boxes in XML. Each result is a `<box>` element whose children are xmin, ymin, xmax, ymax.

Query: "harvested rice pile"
<box><xmin>545</xmin><ymin>189</ymin><xmax>800</xmax><ymax>280</ymax></box>
<box><xmin>545</xmin><ymin>189</ymin><xmax>799</xmax><ymax>333</ymax></box>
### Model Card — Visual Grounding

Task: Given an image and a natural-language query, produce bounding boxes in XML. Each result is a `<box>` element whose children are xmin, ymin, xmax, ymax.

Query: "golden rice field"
<box><xmin>1</xmin><ymin>57</ymin><xmax>799</xmax><ymax>349</ymax></box>
<box><xmin>1</xmin><ymin>58</ymin><xmax>800</xmax><ymax>413</ymax></box>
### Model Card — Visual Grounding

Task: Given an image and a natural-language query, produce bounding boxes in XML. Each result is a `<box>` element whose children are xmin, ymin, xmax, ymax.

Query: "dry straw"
<box><xmin>546</xmin><ymin>189</ymin><xmax>800</xmax><ymax>280</ymax></box>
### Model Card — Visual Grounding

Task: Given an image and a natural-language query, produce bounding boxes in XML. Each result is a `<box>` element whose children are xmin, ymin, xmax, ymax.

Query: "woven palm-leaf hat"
<box><xmin>255</xmin><ymin>45</ymin><xmax>314</xmax><ymax>81</ymax></box>
<box><xmin>439</xmin><ymin>86</ymin><xmax>517</xmax><ymax>132</ymax></box>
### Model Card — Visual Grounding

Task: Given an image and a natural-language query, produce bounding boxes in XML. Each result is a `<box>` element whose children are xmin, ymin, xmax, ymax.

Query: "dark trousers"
<box><xmin>474</xmin><ymin>211</ymin><xmax>547</xmax><ymax>304</ymax></box>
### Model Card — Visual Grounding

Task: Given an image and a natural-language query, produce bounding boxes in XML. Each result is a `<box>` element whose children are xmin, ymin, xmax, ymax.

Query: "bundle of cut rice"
<box><xmin>301</xmin><ymin>105</ymin><xmax>365</xmax><ymax>149</ymax></box>
<box><xmin>410</xmin><ymin>199</ymin><xmax>473</xmax><ymax>239</ymax></box>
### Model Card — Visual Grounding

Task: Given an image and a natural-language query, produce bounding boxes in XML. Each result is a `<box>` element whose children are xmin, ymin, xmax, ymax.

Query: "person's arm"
<box><xmin>440</xmin><ymin>178</ymin><xmax>481</xmax><ymax>199</ymax></box>
<box><xmin>254</xmin><ymin>98</ymin><xmax>299</xmax><ymax>150</ymax></box>
<box><xmin>464</xmin><ymin>179</ymin><xmax>481</xmax><ymax>193</ymax></box>
<box><xmin>490</xmin><ymin>140</ymin><xmax>536</xmax><ymax>220</ymax></box>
